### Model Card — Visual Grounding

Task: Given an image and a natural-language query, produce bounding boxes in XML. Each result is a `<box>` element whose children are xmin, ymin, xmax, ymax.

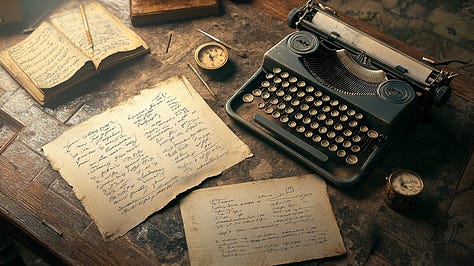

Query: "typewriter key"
<box><xmin>327</xmin><ymin>131</ymin><xmax>336</xmax><ymax>138</ymax></box>
<box><xmin>252</xmin><ymin>89</ymin><xmax>262</xmax><ymax>96</ymax></box>
<box><xmin>321</xmin><ymin>140</ymin><xmax>330</xmax><ymax>148</ymax></box>
<box><xmin>322</xmin><ymin>95</ymin><xmax>330</xmax><ymax>102</ymax></box>
<box><xmin>264</xmin><ymin>107</ymin><xmax>274</xmax><ymax>114</ymax></box>
<box><xmin>312</xmin><ymin>135</ymin><xmax>322</xmax><ymax>143</ymax></box>
<box><xmin>337</xmin><ymin>150</ymin><xmax>347</xmax><ymax>158</ymax></box>
<box><xmin>291</xmin><ymin>99</ymin><xmax>300</xmax><ymax>106</ymax></box>
<box><xmin>261</xmin><ymin>80</ymin><xmax>271</xmax><ymax>87</ymax></box>
<box><xmin>368</xmin><ymin>130</ymin><xmax>379</xmax><ymax>139</ymax></box>
<box><xmin>265</xmin><ymin>73</ymin><xmax>274</xmax><ymax>79</ymax></box>
<box><xmin>314</xmin><ymin>91</ymin><xmax>323</xmax><ymax>97</ymax></box>
<box><xmin>335</xmin><ymin>136</ymin><xmax>344</xmax><ymax>143</ymax></box>
<box><xmin>355</xmin><ymin>113</ymin><xmax>364</xmax><ymax>120</ymax></box>
<box><xmin>280</xmin><ymin>72</ymin><xmax>289</xmax><ymax>79</ymax></box>
<box><xmin>261</xmin><ymin>91</ymin><xmax>270</xmax><ymax>99</ymax></box>
<box><xmin>351</xmin><ymin>145</ymin><xmax>361</xmax><ymax>153</ymax></box>
<box><xmin>352</xmin><ymin>135</ymin><xmax>362</xmax><ymax>143</ymax></box>
<box><xmin>281</xmin><ymin>81</ymin><xmax>290</xmax><ymax>88</ymax></box>
<box><xmin>340</xmin><ymin>115</ymin><xmax>349</xmax><ymax>122</ymax></box>
<box><xmin>288</xmin><ymin>121</ymin><xmax>297</xmax><ymax>128</ymax></box>
<box><xmin>283</xmin><ymin>94</ymin><xmax>292</xmax><ymax>101</ymax></box>
<box><xmin>305</xmin><ymin>95</ymin><xmax>315</xmax><ymax>102</ymax></box>
<box><xmin>334</xmin><ymin>123</ymin><xmax>343</xmax><ymax>131</ymax></box>
<box><xmin>268</xmin><ymin>86</ymin><xmax>277</xmax><ymax>92</ymax></box>
<box><xmin>330</xmin><ymin>110</ymin><xmax>340</xmax><ymax>117</ymax></box>
<box><xmin>325</xmin><ymin>119</ymin><xmax>334</xmax><ymax>126</ymax></box>
<box><xmin>289</xmin><ymin>76</ymin><xmax>298</xmax><ymax>83</ymax></box>
<box><xmin>304</xmin><ymin>131</ymin><xmax>313</xmax><ymax>138</ymax></box>
<box><xmin>273</xmin><ymin>77</ymin><xmax>282</xmax><ymax>84</ymax></box>
<box><xmin>342</xmin><ymin>141</ymin><xmax>352</xmax><ymax>148</ymax></box>
<box><xmin>306</xmin><ymin>86</ymin><xmax>314</xmax><ymax>93</ymax></box>
<box><xmin>309</xmin><ymin>109</ymin><xmax>318</xmax><ymax>116</ymax></box>
<box><xmin>272</xmin><ymin>67</ymin><xmax>282</xmax><ymax>74</ymax></box>
<box><xmin>276</xmin><ymin>90</ymin><xmax>285</xmax><ymax>97</ymax></box>
<box><xmin>296</xmin><ymin>125</ymin><xmax>305</xmax><ymax>133</ymax></box>
<box><xmin>269</xmin><ymin>98</ymin><xmax>279</xmax><ymax>105</ymax></box>
<box><xmin>272</xmin><ymin>111</ymin><xmax>281</xmax><ymax>119</ymax></box>
<box><xmin>360</xmin><ymin>125</ymin><xmax>369</xmax><ymax>133</ymax></box>
<box><xmin>329</xmin><ymin>144</ymin><xmax>338</xmax><ymax>152</ymax></box>
<box><xmin>339</xmin><ymin>104</ymin><xmax>348</xmax><ymax>111</ymax></box>
<box><xmin>285</xmin><ymin>107</ymin><xmax>294</xmax><ymax>114</ymax></box>
<box><xmin>346</xmin><ymin>155</ymin><xmax>358</xmax><ymax>165</ymax></box>
<box><xmin>317</xmin><ymin>113</ymin><xmax>326</xmax><ymax>121</ymax></box>
<box><xmin>242</xmin><ymin>93</ymin><xmax>254</xmax><ymax>103</ymax></box>
<box><xmin>297</xmin><ymin>81</ymin><xmax>306</xmax><ymax>87</ymax></box>
<box><xmin>343</xmin><ymin>129</ymin><xmax>352</xmax><ymax>137</ymax></box>
<box><xmin>302</xmin><ymin>117</ymin><xmax>311</xmax><ymax>124</ymax></box>
<box><xmin>314</xmin><ymin>100</ymin><xmax>323</xmax><ymax>107</ymax></box>
<box><xmin>322</xmin><ymin>106</ymin><xmax>331</xmax><ymax>112</ymax></box>
<box><xmin>318</xmin><ymin>126</ymin><xmax>328</xmax><ymax>134</ymax></box>
<box><xmin>289</xmin><ymin>86</ymin><xmax>298</xmax><ymax>93</ymax></box>
<box><xmin>300</xmin><ymin>104</ymin><xmax>310</xmax><ymax>111</ymax></box>
<box><xmin>347</xmin><ymin>109</ymin><xmax>356</xmax><ymax>116</ymax></box>
<box><xmin>294</xmin><ymin>113</ymin><xmax>303</xmax><ymax>120</ymax></box>
<box><xmin>277</xmin><ymin>103</ymin><xmax>286</xmax><ymax>110</ymax></box>
<box><xmin>280</xmin><ymin>116</ymin><xmax>289</xmax><ymax>123</ymax></box>
<box><xmin>310</xmin><ymin>122</ymin><xmax>319</xmax><ymax>129</ymax></box>
<box><xmin>349</xmin><ymin>121</ymin><xmax>358</xmax><ymax>127</ymax></box>
<box><xmin>330</xmin><ymin>99</ymin><xmax>339</xmax><ymax>106</ymax></box>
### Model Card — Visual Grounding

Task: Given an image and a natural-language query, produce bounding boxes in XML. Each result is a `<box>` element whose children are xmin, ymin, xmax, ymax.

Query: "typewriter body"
<box><xmin>226</xmin><ymin>1</ymin><xmax>456</xmax><ymax>188</ymax></box>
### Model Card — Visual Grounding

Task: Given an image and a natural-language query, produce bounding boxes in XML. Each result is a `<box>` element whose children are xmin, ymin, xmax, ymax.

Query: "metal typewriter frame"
<box><xmin>225</xmin><ymin>1</ymin><xmax>456</xmax><ymax>188</ymax></box>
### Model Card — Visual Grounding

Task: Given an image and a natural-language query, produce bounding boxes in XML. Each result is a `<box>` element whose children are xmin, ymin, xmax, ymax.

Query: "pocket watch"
<box><xmin>383</xmin><ymin>169</ymin><xmax>424</xmax><ymax>210</ymax></box>
<box><xmin>194</xmin><ymin>42</ymin><xmax>229</xmax><ymax>71</ymax></box>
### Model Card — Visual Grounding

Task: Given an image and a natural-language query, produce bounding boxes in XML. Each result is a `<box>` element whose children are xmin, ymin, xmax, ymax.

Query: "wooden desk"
<box><xmin>0</xmin><ymin>0</ymin><xmax>472</xmax><ymax>264</ymax></box>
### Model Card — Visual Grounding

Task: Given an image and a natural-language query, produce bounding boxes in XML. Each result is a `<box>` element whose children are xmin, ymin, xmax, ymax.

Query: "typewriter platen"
<box><xmin>226</xmin><ymin>0</ymin><xmax>457</xmax><ymax>188</ymax></box>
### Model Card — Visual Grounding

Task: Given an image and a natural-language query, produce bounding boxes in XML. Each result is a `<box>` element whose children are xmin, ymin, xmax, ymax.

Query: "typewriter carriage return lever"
<box><xmin>225</xmin><ymin>0</ymin><xmax>456</xmax><ymax>188</ymax></box>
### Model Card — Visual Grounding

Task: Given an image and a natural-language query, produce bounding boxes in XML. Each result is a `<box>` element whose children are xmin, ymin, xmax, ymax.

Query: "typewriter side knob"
<box><xmin>287</xmin><ymin>31</ymin><xmax>319</xmax><ymax>55</ymax></box>
<box><xmin>376</xmin><ymin>80</ymin><xmax>415</xmax><ymax>104</ymax></box>
<box><xmin>287</xmin><ymin>8</ymin><xmax>300</xmax><ymax>28</ymax></box>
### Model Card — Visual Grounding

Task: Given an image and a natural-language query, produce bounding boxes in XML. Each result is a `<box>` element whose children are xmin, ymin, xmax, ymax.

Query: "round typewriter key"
<box><xmin>280</xmin><ymin>72</ymin><xmax>289</xmax><ymax>79</ymax></box>
<box><xmin>273</xmin><ymin>77</ymin><xmax>282</xmax><ymax>84</ymax></box>
<box><xmin>261</xmin><ymin>91</ymin><xmax>270</xmax><ymax>99</ymax></box>
<box><xmin>314</xmin><ymin>91</ymin><xmax>323</xmax><ymax>97</ymax></box>
<box><xmin>352</xmin><ymin>135</ymin><xmax>362</xmax><ymax>143</ymax></box>
<box><xmin>368</xmin><ymin>130</ymin><xmax>379</xmax><ymax>139</ymax></box>
<box><xmin>296</xmin><ymin>125</ymin><xmax>305</xmax><ymax>133</ymax></box>
<box><xmin>288</xmin><ymin>76</ymin><xmax>297</xmax><ymax>83</ymax></box>
<box><xmin>325</xmin><ymin>119</ymin><xmax>334</xmax><ymax>126</ymax></box>
<box><xmin>306</xmin><ymin>86</ymin><xmax>314</xmax><ymax>93</ymax></box>
<box><xmin>294</xmin><ymin>113</ymin><xmax>303</xmax><ymax>120</ymax></box>
<box><xmin>317</xmin><ymin>113</ymin><xmax>326</xmax><ymax>121</ymax></box>
<box><xmin>321</xmin><ymin>140</ymin><xmax>330</xmax><ymax>148</ymax></box>
<box><xmin>296</xmin><ymin>91</ymin><xmax>305</xmax><ymax>98</ymax></box>
<box><xmin>276</xmin><ymin>90</ymin><xmax>285</xmax><ymax>97</ymax></box>
<box><xmin>302</xmin><ymin>117</ymin><xmax>311</xmax><ymax>124</ymax></box>
<box><xmin>334</xmin><ymin>123</ymin><xmax>343</xmax><ymax>131</ymax></box>
<box><xmin>322</xmin><ymin>95</ymin><xmax>330</xmax><ymax>102</ymax></box>
<box><xmin>343</xmin><ymin>141</ymin><xmax>352</xmax><ymax>148</ymax></box>
<box><xmin>257</xmin><ymin>102</ymin><xmax>265</xmax><ymax>109</ymax></box>
<box><xmin>355</xmin><ymin>113</ymin><xmax>364</xmax><ymax>120</ymax></box>
<box><xmin>305</xmin><ymin>131</ymin><xmax>313</xmax><ymax>138</ymax></box>
<box><xmin>330</xmin><ymin>110</ymin><xmax>340</xmax><ymax>117</ymax></box>
<box><xmin>351</xmin><ymin>145</ymin><xmax>361</xmax><ymax>153</ymax></box>
<box><xmin>322</xmin><ymin>106</ymin><xmax>331</xmax><ymax>112</ymax></box>
<box><xmin>349</xmin><ymin>121</ymin><xmax>358</xmax><ymax>127</ymax></box>
<box><xmin>281</xmin><ymin>81</ymin><xmax>290</xmax><ymax>88</ymax></box>
<box><xmin>327</xmin><ymin>131</ymin><xmax>336</xmax><ymax>138</ymax></box>
<box><xmin>252</xmin><ymin>89</ymin><xmax>262</xmax><ymax>96</ymax></box>
<box><xmin>283</xmin><ymin>94</ymin><xmax>292</xmax><ymax>101</ymax></box>
<box><xmin>310</xmin><ymin>122</ymin><xmax>319</xmax><ymax>129</ymax></box>
<box><xmin>285</xmin><ymin>107</ymin><xmax>294</xmax><ymax>114</ymax></box>
<box><xmin>309</xmin><ymin>109</ymin><xmax>318</xmax><ymax>116</ymax></box>
<box><xmin>346</xmin><ymin>155</ymin><xmax>358</xmax><ymax>165</ymax></box>
<box><xmin>337</xmin><ymin>150</ymin><xmax>347</xmax><ymax>158</ymax></box>
<box><xmin>339</xmin><ymin>104</ymin><xmax>348</xmax><ymax>111</ymax></box>
<box><xmin>340</xmin><ymin>115</ymin><xmax>349</xmax><ymax>122</ymax></box>
<box><xmin>313</xmin><ymin>135</ymin><xmax>322</xmax><ymax>143</ymax></box>
<box><xmin>297</xmin><ymin>81</ymin><xmax>306</xmax><ymax>87</ymax></box>
<box><xmin>265</xmin><ymin>73</ymin><xmax>274</xmax><ymax>79</ymax></box>
<box><xmin>270</xmin><ymin>98</ymin><xmax>279</xmax><ymax>105</ymax></box>
<box><xmin>343</xmin><ymin>129</ymin><xmax>353</xmax><ymax>137</ymax></box>
<box><xmin>264</xmin><ymin>107</ymin><xmax>274</xmax><ymax>114</ymax></box>
<box><xmin>329</xmin><ymin>144</ymin><xmax>338</xmax><ymax>152</ymax></box>
<box><xmin>261</xmin><ymin>80</ymin><xmax>271</xmax><ymax>87</ymax></box>
<box><xmin>335</xmin><ymin>136</ymin><xmax>344</xmax><ymax>143</ymax></box>
<box><xmin>277</xmin><ymin>103</ymin><xmax>286</xmax><ymax>110</ymax></box>
<box><xmin>318</xmin><ymin>126</ymin><xmax>328</xmax><ymax>134</ymax></box>
<box><xmin>289</xmin><ymin>86</ymin><xmax>298</xmax><ymax>93</ymax></box>
<box><xmin>291</xmin><ymin>99</ymin><xmax>300</xmax><ymax>106</ymax></box>
<box><xmin>242</xmin><ymin>94</ymin><xmax>254</xmax><ymax>103</ymax></box>
<box><xmin>272</xmin><ymin>111</ymin><xmax>281</xmax><ymax>119</ymax></box>
<box><xmin>330</xmin><ymin>99</ymin><xmax>339</xmax><ymax>106</ymax></box>
<box><xmin>347</xmin><ymin>109</ymin><xmax>356</xmax><ymax>116</ymax></box>
<box><xmin>273</xmin><ymin>67</ymin><xmax>282</xmax><ymax>74</ymax></box>
<box><xmin>360</xmin><ymin>125</ymin><xmax>369</xmax><ymax>133</ymax></box>
<box><xmin>268</xmin><ymin>86</ymin><xmax>277</xmax><ymax>92</ymax></box>
<box><xmin>305</xmin><ymin>95</ymin><xmax>314</xmax><ymax>102</ymax></box>
<box><xmin>288</xmin><ymin>121</ymin><xmax>297</xmax><ymax>128</ymax></box>
<box><xmin>300</xmin><ymin>104</ymin><xmax>310</xmax><ymax>111</ymax></box>
<box><xmin>280</xmin><ymin>116</ymin><xmax>289</xmax><ymax>123</ymax></box>
<box><xmin>314</xmin><ymin>100</ymin><xmax>323</xmax><ymax>107</ymax></box>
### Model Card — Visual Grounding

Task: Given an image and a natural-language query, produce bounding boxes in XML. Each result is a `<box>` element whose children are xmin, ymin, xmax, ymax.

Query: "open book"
<box><xmin>0</xmin><ymin>2</ymin><xmax>149</xmax><ymax>105</ymax></box>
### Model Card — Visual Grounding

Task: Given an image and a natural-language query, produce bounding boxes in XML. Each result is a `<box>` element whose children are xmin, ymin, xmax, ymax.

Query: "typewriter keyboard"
<box><xmin>240</xmin><ymin>67</ymin><xmax>382</xmax><ymax>174</ymax></box>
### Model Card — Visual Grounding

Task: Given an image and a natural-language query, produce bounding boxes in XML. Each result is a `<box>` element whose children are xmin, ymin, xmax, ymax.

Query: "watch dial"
<box><xmin>198</xmin><ymin>45</ymin><xmax>227</xmax><ymax>68</ymax></box>
<box><xmin>390</xmin><ymin>171</ymin><xmax>423</xmax><ymax>196</ymax></box>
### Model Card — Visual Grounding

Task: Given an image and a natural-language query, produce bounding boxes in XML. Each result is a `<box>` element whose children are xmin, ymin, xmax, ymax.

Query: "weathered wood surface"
<box><xmin>0</xmin><ymin>0</ymin><xmax>472</xmax><ymax>265</ymax></box>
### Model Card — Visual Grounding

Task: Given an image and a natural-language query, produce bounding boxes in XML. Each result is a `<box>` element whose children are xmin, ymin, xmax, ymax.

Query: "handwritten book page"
<box><xmin>49</xmin><ymin>2</ymin><xmax>148</xmax><ymax>68</ymax></box>
<box><xmin>42</xmin><ymin>76</ymin><xmax>252</xmax><ymax>240</ymax></box>
<box><xmin>180</xmin><ymin>174</ymin><xmax>346</xmax><ymax>265</ymax></box>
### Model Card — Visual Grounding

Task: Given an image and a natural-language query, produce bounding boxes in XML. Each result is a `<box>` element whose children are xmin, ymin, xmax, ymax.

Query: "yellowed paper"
<box><xmin>180</xmin><ymin>174</ymin><xmax>346</xmax><ymax>266</ymax></box>
<box><xmin>7</xmin><ymin>22</ymin><xmax>91</xmax><ymax>89</ymax></box>
<box><xmin>42</xmin><ymin>76</ymin><xmax>252</xmax><ymax>240</ymax></box>
<box><xmin>49</xmin><ymin>2</ymin><xmax>146</xmax><ymax>67</ymax></box>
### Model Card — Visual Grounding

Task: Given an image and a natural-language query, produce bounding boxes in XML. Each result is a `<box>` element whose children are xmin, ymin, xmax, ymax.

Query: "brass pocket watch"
<box><xmin>383</xmin><ymin>169</ymin><xmax>424</xmax><ymax>210</ymax></box>
<box><xmin>194</xmin><ymin>42</ymin><xmax>229</xmax><ymax>71</ymax></box>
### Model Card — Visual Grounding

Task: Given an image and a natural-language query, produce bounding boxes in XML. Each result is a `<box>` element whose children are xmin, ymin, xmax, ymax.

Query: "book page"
<box><xmin>6</xmin><ymin>22</ymin><xmax>91</xmax><ymax>89</ymax></box>
<box><xmin>180</xmin><ymin>174</ymin><xmax>346</xmax><ymax>266</ymax></box>
<box><xmin>42</xmin><ymin>76</ymin><xmax>252</xmax><ymax>240</ymax></box>
<box><xmin>49</xmin><ymin>2</ymin><xmax>147</xmax><ymax>67</ymax></box>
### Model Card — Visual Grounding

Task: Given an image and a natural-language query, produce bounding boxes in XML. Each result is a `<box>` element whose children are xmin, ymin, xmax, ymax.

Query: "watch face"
<box><xmin>195</xmin><ymin>42</ymin><xmax>228</xmax><ymax>70</ymax></box>
<box><xmin>390</xmin><ymin>170</ymin><xmax>424</xmax><ymax>196</ymax></box>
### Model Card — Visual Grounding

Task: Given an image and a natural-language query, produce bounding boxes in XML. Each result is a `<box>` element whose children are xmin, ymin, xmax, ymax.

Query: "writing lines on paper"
<box><xmin>180</xmin><ymin>174</ymin><xmax>346</xmax><ymax>266</ymax></box>
<box><xmin>43</xmin><ymin>76</ymin><xmax>252</xmax><ymax>240</ymax></box>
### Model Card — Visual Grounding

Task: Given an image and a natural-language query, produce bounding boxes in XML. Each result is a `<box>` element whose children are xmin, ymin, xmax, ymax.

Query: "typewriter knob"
<box><xmin>376</xmin><ymin>80</ymin><xmax>415</xmax><ymax>104</ymax></box>
<box><xmin>287</xmin><ymin>31</ymin><xmax>319</xmax><ymax>55</ymax></box>
<box><xmin>287</xmin><ymin>8</ymin><xmax>300</xmax><ymax>28</ymax></box>
<box><xmin>432</xmin><ymin>85</ymin><xmax>451</xmax><ymax>107</ymax></box>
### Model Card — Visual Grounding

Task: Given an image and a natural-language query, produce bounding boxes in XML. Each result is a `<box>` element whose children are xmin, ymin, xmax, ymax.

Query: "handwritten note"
<box><xmin>180</xmin><ymin>174</ymin><xmax>346</xmax><ymax>265</ymax></box>
<box><xmin>42</xmin><ymin>76</ymin><xmax>252</xmax><ymax>240</ymax></box>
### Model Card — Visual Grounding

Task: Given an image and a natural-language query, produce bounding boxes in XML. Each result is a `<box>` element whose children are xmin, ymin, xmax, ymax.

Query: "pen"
<box><xmin>196</xmin><ymin>28</ymin><xmax>247</xmax><ymax>58</ymax></box>
<box><xmin>79</xmin><ymin>3</ymin><xmax>93</xmax><ymax>49</ymax></box>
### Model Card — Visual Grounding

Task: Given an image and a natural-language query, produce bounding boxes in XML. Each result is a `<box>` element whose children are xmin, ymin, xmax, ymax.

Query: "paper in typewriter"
<box><xmin>180</xmin><ymin>174</ymin><xmax>346</xmax><ymax>266</ymax></box>
<box><xmin>42</xmin><ymin>76</ymin><xmax>252</xmax><ymax>240</ymax></box>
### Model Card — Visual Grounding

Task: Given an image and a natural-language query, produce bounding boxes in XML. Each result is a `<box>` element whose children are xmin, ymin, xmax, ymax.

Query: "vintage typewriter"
<box><xmin>226</xmin><ymin>0</ymin><xmax>457</xmax><ymax>188</ymax></box>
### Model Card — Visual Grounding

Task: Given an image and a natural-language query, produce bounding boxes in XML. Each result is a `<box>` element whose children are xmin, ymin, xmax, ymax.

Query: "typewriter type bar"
<box><xmin>226</xmin><ymin>1</ymin><xmax>456</xmax><ymax>188</ymax></box>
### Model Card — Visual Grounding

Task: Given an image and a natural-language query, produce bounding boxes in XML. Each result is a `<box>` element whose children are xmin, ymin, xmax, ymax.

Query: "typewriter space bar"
<box><xmin>253</xmin><ymin>114</ymin><xmax>329</xmax><ymax>162</ymax></box>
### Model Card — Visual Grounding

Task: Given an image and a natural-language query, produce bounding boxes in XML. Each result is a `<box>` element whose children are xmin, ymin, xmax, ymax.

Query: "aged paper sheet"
<box><xmin>180</xmin><ymin>174</ymin><xmax>346</xmax><ymax>266</ymax></box>
<box><xmin>42</xmin><ymin>76</ymin><xmax>252</xmax><ymax>240</ymax></box>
